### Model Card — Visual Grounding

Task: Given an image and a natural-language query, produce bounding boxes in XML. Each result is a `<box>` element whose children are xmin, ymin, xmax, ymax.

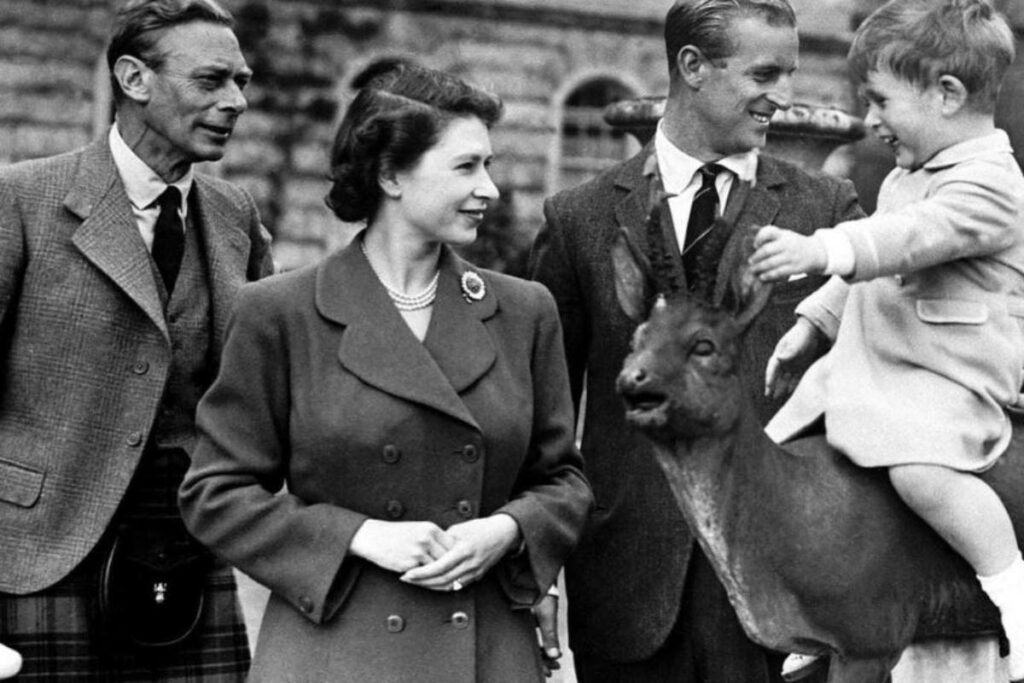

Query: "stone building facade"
<box><xmin>1</xmin><ymin>0</ymin><xmax>1021</xmax><ymax>273</ymax></box>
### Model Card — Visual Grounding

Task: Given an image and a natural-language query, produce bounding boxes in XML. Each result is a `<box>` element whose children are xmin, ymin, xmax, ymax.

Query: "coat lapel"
<box><xmin>614</xmin><ymin>146</ymin><xmax>688</xmax><ymax>292</ymax></box>
<box><xmin>192</xmin><ymin>177</ymin><xmax>253</xmax><ymax>354</ymax></box>
<box><xmin>423</xmin><ymin>249</ymin><xmax>497</xmax><ymax>393</ymax></box>
<box><xmin>67</xmin><ymin>140</ymin><xmax>168</xmax><ymax>341</ymax></box>
<box><xmin>318</xmin><ymin>240</ymin><xmax>491</xmax><ymax>431</ymax></box>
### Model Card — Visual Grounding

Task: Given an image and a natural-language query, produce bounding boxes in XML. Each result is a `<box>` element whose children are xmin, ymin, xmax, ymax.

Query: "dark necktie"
<box><xmin>152</xmin><ymin>186</ymin><xmax>184</xmax><ymax>294</ymax></box>
<box><xmin>682</xmin><ymin>163</ymin><xmax>726</xmax><ymax>296</ymax></box>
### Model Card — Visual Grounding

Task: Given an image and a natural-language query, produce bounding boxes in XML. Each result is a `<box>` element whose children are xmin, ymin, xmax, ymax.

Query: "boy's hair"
<box><xmin>664</xmin><ymin>0</ymin><xmax>797</xmax><ymax>73</ymax></box>
<box><xmin>848</xmin><ymin>0</ymin><xmax>1015</xmax><ymax>112</ymax></box>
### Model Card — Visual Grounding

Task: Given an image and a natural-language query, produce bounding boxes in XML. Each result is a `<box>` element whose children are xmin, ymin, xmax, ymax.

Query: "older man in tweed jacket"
<box><xmin>0</xmin><ymin>0</ymin><xmax>272</xmax><ymax>679</ymax></box>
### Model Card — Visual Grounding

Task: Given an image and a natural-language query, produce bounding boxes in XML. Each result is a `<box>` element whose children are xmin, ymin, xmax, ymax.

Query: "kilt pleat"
<box><xmin>0</xmin><ymin>555</ymin><xmax>250</xmax><ymax>682</ymax></box>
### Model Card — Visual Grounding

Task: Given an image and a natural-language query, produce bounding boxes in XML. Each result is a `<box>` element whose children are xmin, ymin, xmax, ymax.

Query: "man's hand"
<box><xmin>750</xmin><ymin>225</ymin><xmax>827</xmax><ymax>282</ymax></box>
<box><xmin>399</xmin><ymin>514</ymin><xmax>520</xmax><ymax>591</ymax></box>
<box><xmin>765</xmin><ymin>317</ymin><xmax>825</xmax><ymax>399</ymax></box>
<box><xmin>533</xmin><ymin>594</ymin><xmax>562</xmax><ymax>677</ymax></box>
<box><xmin>348</xmin><ymin>519</ymin><xmax>454</xmax><ymax>574</ymax></box>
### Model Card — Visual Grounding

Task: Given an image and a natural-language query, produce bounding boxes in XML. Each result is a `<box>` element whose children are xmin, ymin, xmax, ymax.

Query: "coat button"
<box><xmin>382</xmin><ymin>444</ymin><xmax>401</xmax><ymax>464</ymax></box>
<box><xmin>132</xmin><ymin>360</ymin><xmax>149</xmax><ymax>375</ymax></box>
<box><xmin>386</xmin><ymin>614</ymin><xmax>405</xmax><ymax>633</ymax></box>
<box><xmin>386</xmin><ymin>499</ymin><xmax>405</xmax><ymax>519</ymax></box>
<box><xmin>461</xmin><ymin>444</ymin><xmax>479</xmax><ymax>463</ymax></box>
<box><xmin>451</xmin><ymin>611</ymin><xmax>470</xmax><ymax>629</ymax></box>
<box><xmin>456</xmin><ymin>499</ymin><xmax>473</xmax><ymax>518</ymax></box>
<box><xmin>298</xmin><ymin>596</ymin><xmax>314</xmax><ymax>614</ymax></box>
<box><xmin>126</xmin><ymin>431</ymin><xmax>143</xmax><ymax>447</ymax></box>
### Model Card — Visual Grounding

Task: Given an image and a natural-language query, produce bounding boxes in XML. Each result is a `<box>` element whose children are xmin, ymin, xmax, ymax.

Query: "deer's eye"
<box><xmin>692</xmin><ymin>339</ymin><xmax>715</xmax><ymax>356</ymax></box>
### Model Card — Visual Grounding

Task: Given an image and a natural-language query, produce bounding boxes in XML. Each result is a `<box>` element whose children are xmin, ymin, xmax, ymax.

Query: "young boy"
<box><xmin>748</xmin><ymin>0</ymin><xmax>1024</xmax><ymax>680</ymax></box>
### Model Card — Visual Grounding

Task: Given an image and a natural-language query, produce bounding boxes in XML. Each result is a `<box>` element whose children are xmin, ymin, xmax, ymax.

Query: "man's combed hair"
<box><xmin>106</xmin><ymin>0</ymin><xmax>234</xmax><ymax>103</ymax></box>
<box><xmin>664</xmin><ymin>0</ymin><xmax>796</xmax><ymax>72</ymax></box>
<box><xmin>325</xmin><ymin>63</ymin><xmax>503</xmax><ymax>224</ymax></box>
<box><xmin>848</xmin><ymin>0</ymin><xmax>1015</xmax><ymax>112</ymax></box>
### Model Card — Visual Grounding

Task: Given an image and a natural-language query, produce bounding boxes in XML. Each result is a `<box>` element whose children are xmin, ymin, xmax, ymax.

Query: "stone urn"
<box><xmin>604</xmin><ymin>96</ymin><xmax>866</xmax><ymax>171</ymax></box>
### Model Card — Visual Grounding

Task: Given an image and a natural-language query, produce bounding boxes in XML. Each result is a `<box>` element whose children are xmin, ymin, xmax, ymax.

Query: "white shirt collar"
<box><xmin>108</xmin><ymin>124</ymin><xmax>193</xmax><ymax>214</ymax></box>
<box><xmin>653</xmin><ymin>120</ymin><xmax>758</xmax><ymax>194</ymax></box>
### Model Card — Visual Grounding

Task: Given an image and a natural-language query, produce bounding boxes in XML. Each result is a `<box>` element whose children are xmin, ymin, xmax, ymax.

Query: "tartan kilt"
<box><xmin>0</xmin><ymin>553</ymin><xmax>250</xmax><ymax>682</ymax></box>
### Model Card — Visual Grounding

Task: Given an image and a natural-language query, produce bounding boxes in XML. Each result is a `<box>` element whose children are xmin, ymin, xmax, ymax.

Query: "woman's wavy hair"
<box><xmin>848</xmin><ymin>0</ymin><xmax>1014</xmax><ymax>113</ymax></box>
<box><xmin>325</xmin><ymin>63</ymin><xmax>503</xmax><ymax>224</ymax></box>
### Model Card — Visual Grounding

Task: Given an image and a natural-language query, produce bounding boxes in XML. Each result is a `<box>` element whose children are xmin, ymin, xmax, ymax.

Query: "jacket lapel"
<box><xmin>614</xmin><ymin>146</ymin><xmax>688</xmax><ymax>291</ymax></box>
<box><xmin>192</xmin><ymin>177</ymin><xmax>253</xmax><ymax>355</ymax></box>
<box><xmin>67</xmin><ymin>140</ymin><xmax>168</xmax><ymax>341</ymax></box>
<box><xmin>731</xmin><ymin>156</ymin><xmax>783</xmax><ymax>233</ymax></box>
<box><xmin>423</xmin><ymin>249</ymin><xmax>497</xmax><ymax>393</ymax></box>
<box><xmin>318</xmin><ymin>240</ymin><xmax>488</xmax><ymax>431</ymax></box>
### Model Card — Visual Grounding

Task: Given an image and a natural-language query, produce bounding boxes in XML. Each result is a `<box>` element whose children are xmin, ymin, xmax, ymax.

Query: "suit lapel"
<box><xmin>318</xmin><ymin>241</ymin><xmax>490</xmax><ymax>431</ymax></box>
<box><xmin>730</xmin><ymin>156</ymin><xmax>783</xmax><ymax>233</ymax></box>
<box><xmin>67</xmin><ymin>140</ymin><xmax>168</xmax><ymax>341</ymax></box>
<box><xmin>192</xmin><ymin>178</ymin><xmax>252</xmax><ymax>354</ymax></box>
<box><xmin>614</xmin><ymin>146</ymin><xmax>688</xmax><ymax>292</ymax></box>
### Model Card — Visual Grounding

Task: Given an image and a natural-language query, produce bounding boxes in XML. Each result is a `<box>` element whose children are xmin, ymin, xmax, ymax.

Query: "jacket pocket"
<box><xmin>915</xmin><ymin>299</ymin><xmax>988</xmax><ymax>325</ymax></box>
<box><xmin>0</xmin><ymin>458</ymin><xmax>45</xmax><ymax>508</ymax></box>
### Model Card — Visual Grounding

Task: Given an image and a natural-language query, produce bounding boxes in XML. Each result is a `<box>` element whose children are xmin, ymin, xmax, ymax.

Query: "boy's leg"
<box><xmin>890</xmin><ymin>464</ymin><xmax>1024</xmax><ymax>679</ymax></box>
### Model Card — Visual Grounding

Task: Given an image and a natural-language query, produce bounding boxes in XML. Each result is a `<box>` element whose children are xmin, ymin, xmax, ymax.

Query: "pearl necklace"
<box><xmin>360</xmin><ymin>239</ymin><xmax>440</xmax><ymax>311</ymax></box>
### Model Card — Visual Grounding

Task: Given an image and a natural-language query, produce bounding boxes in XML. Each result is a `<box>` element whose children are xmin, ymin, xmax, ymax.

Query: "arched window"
<box><xmin>554</xmin><ymin>77</ymin><xmax>639</xmax><ymax>193</ymax></box>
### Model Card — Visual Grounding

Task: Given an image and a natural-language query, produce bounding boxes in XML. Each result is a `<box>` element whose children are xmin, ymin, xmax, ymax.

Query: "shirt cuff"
<box><xmin>816</xmin><ymin>228</ymin><xmax>855</xmax><ymax>277</ymax></box>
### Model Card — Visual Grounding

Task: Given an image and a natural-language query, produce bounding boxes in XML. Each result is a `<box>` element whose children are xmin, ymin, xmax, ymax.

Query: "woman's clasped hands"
<box><xmin>349</xmin><ymin>514</ymin><xmax>521</xmax><ymax>591</ymax></box>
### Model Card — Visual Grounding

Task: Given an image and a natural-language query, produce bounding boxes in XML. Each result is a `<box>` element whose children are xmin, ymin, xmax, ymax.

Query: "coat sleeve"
<box><xmin>528</xmin><ymin>197</ymin><xmax>590</xmax><ymax>413</ymax></box>
<box><xmin>835</xmin><ymin>162</ymin><xmax>1021</xmax><ymax>282</ymax></box>
<box><xmin>179</xmin><ymin>284</ymin><xmax>366</xmax><ymax>625</ymax></box>
<box><xmin>494</xmin><ymin>284</ymin><xmax>593</xmax><ymax>606</ymax></box>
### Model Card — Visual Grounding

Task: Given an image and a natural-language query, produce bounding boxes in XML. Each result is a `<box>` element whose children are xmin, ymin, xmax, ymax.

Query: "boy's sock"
<box><xmin>978</xmin><ymin>552</ymin><xmax>1024</xmax><ymax>680</ymax></box>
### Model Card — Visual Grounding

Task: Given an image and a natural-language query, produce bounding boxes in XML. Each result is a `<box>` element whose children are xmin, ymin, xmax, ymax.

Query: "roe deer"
<box><xmin>612</xmin><ymin>229</ymin><xmax>1024</xmax><ymax>683</ymax></box>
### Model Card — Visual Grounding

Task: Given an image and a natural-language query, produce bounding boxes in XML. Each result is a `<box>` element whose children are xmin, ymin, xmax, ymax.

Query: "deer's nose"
<box><xmin>616</xmin><ymin>364</ymin><xmax>649</xmax><ymax>394</ymax></box>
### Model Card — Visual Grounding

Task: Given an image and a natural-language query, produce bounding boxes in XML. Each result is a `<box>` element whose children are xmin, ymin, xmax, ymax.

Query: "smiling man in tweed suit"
<box><xmin>0</xmin><ymin>0</ymin><xmax>273</xmax><ymax>678</ymax></box>
<box><xmin>530</xmin><ymin>1</ymin><xmax>864</xmax><ymax>681</ymax></box>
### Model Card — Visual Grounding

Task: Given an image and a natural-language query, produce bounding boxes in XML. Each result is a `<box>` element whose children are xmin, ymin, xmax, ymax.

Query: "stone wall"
<box><xmin>0</xmin><ymin>0</ymin><xmax>877</xmax><ymax>273</ymax></box>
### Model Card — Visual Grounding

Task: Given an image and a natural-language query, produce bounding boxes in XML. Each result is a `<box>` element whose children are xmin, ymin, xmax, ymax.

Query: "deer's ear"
<box><xmin>731</xmin><ymin>262</ymin><xmax>772</xmax><ymax>329</ymax></box>
<box><xmin>612</xmin><ymin>229</ymin><xmax>652</xmax><ymax>323</ymax></box>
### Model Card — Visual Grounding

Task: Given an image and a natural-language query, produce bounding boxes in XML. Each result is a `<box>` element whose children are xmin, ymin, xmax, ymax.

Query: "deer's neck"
<box><xmin>653</xmin><ymin>407</ymin><xmax>813</xmax><ymax>648</ymax></box>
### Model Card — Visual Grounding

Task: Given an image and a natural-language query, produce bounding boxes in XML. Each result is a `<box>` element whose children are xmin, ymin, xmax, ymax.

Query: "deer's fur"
<box><xmin>612</xmin><ymin>230</ymin><xmax>1024</xmax><ymax>683</ymax></box>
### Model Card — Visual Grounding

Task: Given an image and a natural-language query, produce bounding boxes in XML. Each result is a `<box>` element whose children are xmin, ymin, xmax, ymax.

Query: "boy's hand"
<box><xmin>750</xmin><ymin>226</ymin><xmax>827</xmax><ymax>282</ymax></box>
<box><xmin>765</xmin><ymin>317</ymin><xmax>825</xmax><ymax>399</ymax></box>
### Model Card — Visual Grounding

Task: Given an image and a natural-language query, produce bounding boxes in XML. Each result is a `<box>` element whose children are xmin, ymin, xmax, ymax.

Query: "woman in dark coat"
<box><xmin>178</xmin><ymin>63</ymin><xmax>592</xmax><ymax>683</ymax></box>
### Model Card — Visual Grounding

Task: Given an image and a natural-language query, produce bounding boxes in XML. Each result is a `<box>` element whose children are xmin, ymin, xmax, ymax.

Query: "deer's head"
<box><xmin>613</xmin><ymin>227</ymin><xmax>771</xmax><ymax>444</ymax></box>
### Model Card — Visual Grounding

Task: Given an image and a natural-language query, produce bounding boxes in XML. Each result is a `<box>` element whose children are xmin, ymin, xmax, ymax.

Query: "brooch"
<box><xmin>460</xmin><ymin>271</ymin><xmax>486</xmax><ymax>303</ymax></box>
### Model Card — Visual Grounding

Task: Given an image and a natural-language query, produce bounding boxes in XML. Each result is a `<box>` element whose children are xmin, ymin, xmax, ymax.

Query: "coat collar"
<box><xmin>612</xmin><ymin>143</ymin><xmax>786</xmax><ymax>289</ymax></box>
<box><xmin>316</xmin><ymin>237</ymin><xmax>498</xmax><ymax>431</ymax></box>
<box><xmin>66</xmin><ymin>135</ymin><xmax>254</xmax><ymax>349</ymax></box>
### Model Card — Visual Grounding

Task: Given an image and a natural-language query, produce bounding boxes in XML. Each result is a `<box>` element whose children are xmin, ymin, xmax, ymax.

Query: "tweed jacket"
<box><xmin>0</xmin><ymin>136</ymin><xmax>273</xmax><ymax>593</ymax></box>
<box><xmin>178</xmin><ymin>240</ymin><xmax>592</xmax><ymax>683</ymax></box>
<box><xmin>529</xmin><ymin>144</ymin><xmax>863</xmax><ymax>661</ymax></box>
<box><xmin>767</xmin><ymin>131</ymin><xmax>1024</xmax><ymax>471</ymax></box>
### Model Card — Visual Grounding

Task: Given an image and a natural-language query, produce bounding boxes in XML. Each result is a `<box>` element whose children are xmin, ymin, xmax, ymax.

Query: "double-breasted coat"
<box><xmin>767</xmin><ymin>130</ymin><xmax>1024</xmax><ymax>471</ymax></box>
<box><xmin>529</xmin><ymin>144</ymin><xmax>863</xmax><ymax>668</ymax></box>
<box><xmin>178</xmin><ymin>238</ymin><xmax>592</xmax><ymax>683</ymax></box>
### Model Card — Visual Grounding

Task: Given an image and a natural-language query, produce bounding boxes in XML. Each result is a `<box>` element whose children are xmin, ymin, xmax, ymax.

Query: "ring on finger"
<box><xmin>452</xmin><ymin>579</ymin><xmax>464</xmax><ymax>591</ymax></box>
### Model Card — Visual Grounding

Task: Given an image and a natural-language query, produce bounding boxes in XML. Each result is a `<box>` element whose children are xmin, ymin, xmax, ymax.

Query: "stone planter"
<box><xmin>604</xmin><ymin>96</ymin><xmax>866</xmax><ymax>171</ymax></box>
